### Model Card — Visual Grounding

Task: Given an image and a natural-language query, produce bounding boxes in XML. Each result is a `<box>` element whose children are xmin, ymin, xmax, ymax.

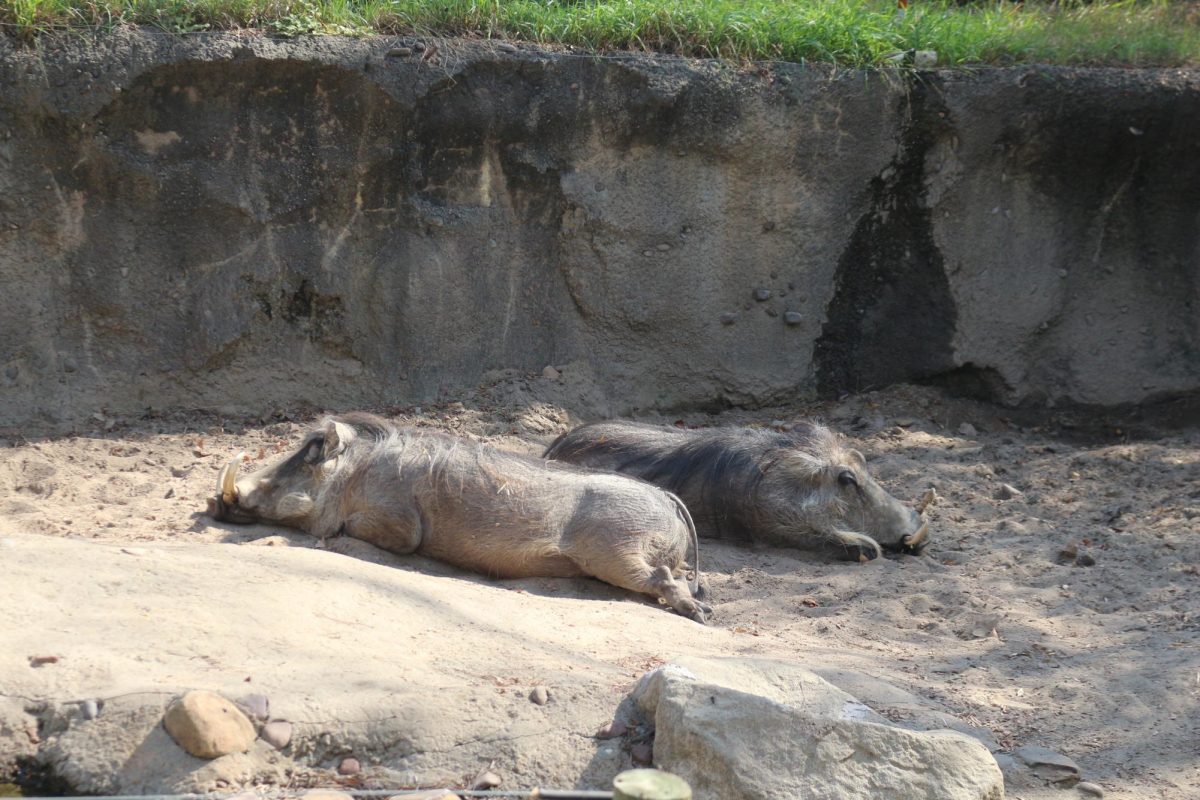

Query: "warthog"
<box><xmin>543</xmin><ymin>421</ymin><xmax>929</xmax><ymax>560</ymax></box>
<box><xmin>207</xmin><ymin>413</ymin><xmax>711</xmax><ymax>622</ymax></box>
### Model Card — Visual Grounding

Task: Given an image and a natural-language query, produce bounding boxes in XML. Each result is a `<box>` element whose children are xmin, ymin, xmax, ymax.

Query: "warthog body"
<box><xmin>544</xmin><ymin>421</ymin><xmax>929</xmax><ymax>560</ymax></box>
<box><xmin>208</xmin><ymin>413</ymin><xmax>710</xmax><ymax>622</ymax></box>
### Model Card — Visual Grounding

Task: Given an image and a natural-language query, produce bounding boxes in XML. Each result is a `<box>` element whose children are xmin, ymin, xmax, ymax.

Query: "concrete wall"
<box><xmin>1</xmin><ymin>32</ymin><xmax>1197</xmax><ymax>430</ymax></box>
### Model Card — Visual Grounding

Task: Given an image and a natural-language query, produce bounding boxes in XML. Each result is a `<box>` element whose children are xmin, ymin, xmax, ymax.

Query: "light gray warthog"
<box><xmin>207</xmin><ymin>413</ymin><xmax>711</xmax><ymax>622</ymax></box>
<box><xmin>543</xmin><ymin>421</ymin><xmax>929</xmax><ymax>560</ymax></box>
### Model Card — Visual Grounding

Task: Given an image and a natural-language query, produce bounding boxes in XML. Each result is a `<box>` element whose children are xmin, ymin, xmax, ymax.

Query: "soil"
<box><xmin>2</xmin><ymin>374</ymin><xmax>1197</xmax><ymax>799</ymax></box>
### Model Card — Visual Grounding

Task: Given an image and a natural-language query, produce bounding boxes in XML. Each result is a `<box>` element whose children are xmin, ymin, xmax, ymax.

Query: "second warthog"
<box><xmin>544</xmin><ymin>421</ymin><xmax>929</xmax><ymax>560</ymax></box>
<box><xmin>207</xmin><ymin>413</ymin><xmax>711</xmax><ymax>622</ymax></box>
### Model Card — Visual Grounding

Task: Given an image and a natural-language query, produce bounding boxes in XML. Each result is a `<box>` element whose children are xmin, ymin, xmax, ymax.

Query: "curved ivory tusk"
<box><xmin>220</xmin><ymin>452</ymin><xmax>245</xmax><ymax>504</ymax></box>
<box><xmin>903</xmin><ymin>519</ymin><xmax>930</xmax><ymax>548</ymax></box>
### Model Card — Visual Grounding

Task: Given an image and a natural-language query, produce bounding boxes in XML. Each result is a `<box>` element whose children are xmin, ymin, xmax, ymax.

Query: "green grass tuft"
<box><xmin>1</xmin><ymin>0</ymin><xmax>1197</xmax><ymax>67</ymax></box>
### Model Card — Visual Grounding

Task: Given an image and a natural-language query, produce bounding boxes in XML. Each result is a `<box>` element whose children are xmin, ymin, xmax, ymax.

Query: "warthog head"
<box><xmin>207</xmin><ymin>415</ymin><xmax>381</xmax><ymax>529</ymax></box>
<box><xmin>757</xmin><ymin>426</ymin><xmax>929</xmax><ymax>558</ymax></box>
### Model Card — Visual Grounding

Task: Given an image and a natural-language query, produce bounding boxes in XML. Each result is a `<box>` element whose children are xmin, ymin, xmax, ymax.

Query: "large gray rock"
<box><xmin>632</xmin><ymin>657</ymin><xmax>1003</xmax><ymax>800</ymax></box>
<box><xmin>1</xmin><ymin>32</ymin><xmax>1197</xmax><ymax>433</ymax></box>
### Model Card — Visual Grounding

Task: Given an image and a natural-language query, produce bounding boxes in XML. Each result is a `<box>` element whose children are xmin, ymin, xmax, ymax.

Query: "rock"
<box><xmin>632</xmin><ymin>657</ymin><xmax>1002</xmax><ymax>800</ymax></box>
<box><xmin>958</xmin><ymin>422</ymin><xmax>978</xmax><ymax>437</ymax></box>
<box><xmin>338</xmin><ymin>756</ymin><xmax>361</xmax><ymax>775</ymax></box>
<box><xmin>1013</xmin><ymin>744</ymin><xmax>1080</xmax><ymax>784</ymax></box>
<box><xmin>1075</xmin><ymin>552</ymin><xmax>1096</xmax><ymax>567</ymax></box>
<box><xmin>783</xmin><ymin>311</ymin><xmax>803</xmax><ymax>325</ymax></box>
<box><xmin>613</xmin><ymin>768</ymin><xmax>691</xmax><ymax>799</ymax></box>
<box><xmin>541</xmin><ymin>366</ymin><xmax>561</xmax><ymax>380</ymax></box>
<box><xmin>719</xmin><ymin>313</ymin><xmax>737</xmax><ymax>326</ymax></box>
<box><xmin>387</xmin><ymin>47</ymin><xmax>412</xmax><ymax>58</ymax></box>
<box><xmin>529</xmin><ymin>685</ymin><xmax>550</xmax><ymax>705</ymax></box>
<box><xmin>496</xmin><ymin>42</ymin><xmax>517</xmax><ymax>53</ymax></box>
<box><xmin>260</xmin><ymin>720</ymin><xmax>292</xmax><ymax>750</ymax></box>
<box><xmin>995</xmin><ymin>483</ymin><xmax>1023</xmax><ymax>500</ymax></box>
<box><xmin>81</xmin><ymin>699</ymin><xmax>100</xmax><ymax>720</ymax></box>
<box><xmin>236</xmin><ymin>693</ymin><xmax>269</xmax><ymax>722</ymax></box>
<box><xmin>657</xmin><ymin>243</ymin><xmax>671</xmax><ymax>252</ymax></box>
<box><xmin>1057</xmin><ymin>542</ymin><xmax>1079</xmax><ymax>564</ymax></box>
<box><xmin>472</xmin><ymin>769</ymin><xmax>502</xmax><ymax>790</ymax></box>
<box><xmin>596</xmin><ymin>720</ymin><xmax>628</xmax><ymax>739</ymax></box>
<box><xmin>1077</xmin><ymin>781</ymin><xmax>1105</xmax><ymax>797</ymax></box>
<box><xmin>914</xmin><ymin>50</ymin><xmax>938</xmax><ymax>68</ymax></box>
<box><xmin>162</xmin><ymin>690</ymin><xmax>257</xmax><ymax>759</ymax></box>
<box><xmin>753</xmin><ymin>288</ymin><xmax>771</xmax><ymax>301</ymax></box>
<box><xmin>630</xmin><ymin>742</ymin><xmax>653</xmax><ymax>765</ymax></box>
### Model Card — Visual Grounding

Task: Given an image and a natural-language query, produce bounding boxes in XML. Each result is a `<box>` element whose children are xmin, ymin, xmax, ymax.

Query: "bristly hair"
<box><xmin>547</xmin><ymin>422</ymin><xmax>838</xmax><ymax>540</ymax></box>
<box><xmin>331</xmin><ymin>411</ymin><xmax>398</xmax><ymax>440</ymax></box>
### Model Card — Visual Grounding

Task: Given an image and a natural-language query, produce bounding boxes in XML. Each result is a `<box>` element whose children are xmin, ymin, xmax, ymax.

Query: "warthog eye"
<box><xmin>837</xmin><ymin>470</ymin><xmax>859</xmax><ymax>489</ymax></box>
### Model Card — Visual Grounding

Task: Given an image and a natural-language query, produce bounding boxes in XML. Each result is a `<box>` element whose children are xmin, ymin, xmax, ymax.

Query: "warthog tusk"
<box><xmin>903</xmin><ymin>519</ymin><xmax>930</xmax><ymax>549</ymax></box>
<box><xmin>219</xmin><ymin>452</ymin><xmax>245</xmax><ymax>504</ymax></box>
<box><xmin>915</xmin><ymin>487</ymin><xmax>938</xmax><ymax>515</ymax></box>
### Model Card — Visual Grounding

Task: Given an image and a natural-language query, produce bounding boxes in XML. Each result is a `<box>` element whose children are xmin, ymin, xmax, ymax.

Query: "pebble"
<box><xmin>541</xmin><ymin>366</ymin><xmax>561</xmax><ymax>381</ymax></box>
<box><xmin>656</xmin><ymin>243</ymin><xmax>670</xmax><ymax>251</ymax></box>
<box><xmin>163</xmin><ymin>690</ymin><xmax>256</xmax><ymax>759</ymax></box>
<box><xmin>1075</xmin><ymin>552</ymin><xmax>1096</xmax><ymax>567</ymax></box>
<box><xmin>595</xmin><ymin>720</ymin><xmax>627</xmax><ymax>739</ymax></box>
<box><xmin>1014</xmin><ymin>745</ymin><xmax>1080</xmax><ymax>783</ymax></box>
<box><xmin>529</xmin><ymin>686</ymin><xmax>550</xmax><ymax>705</ymax></box>
<box><xmin>387</xmin><ymin>48</ymin><xmax>412</xmax><ymax>58</ymax></box>
<box><xmin>472</xmin><ymin>770</ymin><xmax>502</xmax><ymax>790</ymax></box>
<box><xmin>995</xmin><ymin>483</ymin><xmax>1023</xmax><ymax>501</ymax></box>
<box><xmin>630</xmin><ymin>742</ymin><xmax>653</xmax><ymax>765</ymax></box>
<box><xmin>1077</xmin><ymin>781</ymin><xmax>1105</xmax><ymax>797</ymax></box>
<box><xmin>719</xmin><ymin>313</ymin><xmax>737</xmax><ymax>326</ymax></box>
<box><xmin>237</xmin><ymin>693</ymin><xmax>270</xmax><ymax>721</ymax></box>
<box><xmin>958</xmin><ymin>422</ymin><xmax>978</xmax><ymax>437</ymax></box>
<box><xmin>260</xmin><ymin>720</ymin><xmax>292</xmax><ymax>750</ymax></box>
<box><xmin>783</xmin><ymin>311</ymin><xmax>803</xmax><ymax>325</ymax></box>
<box><xmin>80</xmin><ymin>699</ymin><xmax>99</xmax><ymax>720</ymax></box>
<box><xmin>913</xmin><ymin>49</ymin><xmax>938</xmax><ymax>68</ymax></box>
<box><xmin>338</xmin><ymin>757</ymin><xmax>361</xmax><ymax>775</ymax></box>
<box><xmin>496</xmin><ymin>42</ymin><xmax>517</xmax><ymax>53</ymax></box>
<box><xmin>753</xmin><ymin>288</ymin><xmax>772</xmax><ymax>301</ymax></box>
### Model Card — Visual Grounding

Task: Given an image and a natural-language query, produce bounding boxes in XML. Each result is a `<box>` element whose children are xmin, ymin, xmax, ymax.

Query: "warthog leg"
<box><xmin>590</xmin><ymin>562</ymin><xmax>710</xmax><ymax>624</ymax></box>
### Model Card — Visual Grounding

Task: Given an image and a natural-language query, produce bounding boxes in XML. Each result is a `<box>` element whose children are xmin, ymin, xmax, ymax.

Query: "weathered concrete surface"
<box><xmin>0</xmin><ymin>31</ymin><xmax>1197</xmax><ymax>430</ymax></box>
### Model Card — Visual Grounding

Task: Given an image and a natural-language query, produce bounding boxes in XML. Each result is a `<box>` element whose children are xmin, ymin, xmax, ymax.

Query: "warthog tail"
<box><xmin>667</xmin><ymin>490</ymin><xmax>702</xmax><ymax>599</ymax></box>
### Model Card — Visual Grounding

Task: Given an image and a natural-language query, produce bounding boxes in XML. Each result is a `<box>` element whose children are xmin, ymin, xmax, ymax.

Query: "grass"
<box><xmin>0</xmin><ymin>0</ymin><xmax>1197</xmax><ymax>67</ymax></box>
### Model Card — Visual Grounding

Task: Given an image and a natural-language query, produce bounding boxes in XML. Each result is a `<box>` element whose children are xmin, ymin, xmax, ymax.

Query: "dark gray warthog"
<box><xmin>207</xmin><ymin>413</ymin><xmax>711</xmax><ymax>622</ymax></box>
<box><xmin>543</xmin><ymin>421</ymin><xmax>929</xmax><ymax>560</ymax></box>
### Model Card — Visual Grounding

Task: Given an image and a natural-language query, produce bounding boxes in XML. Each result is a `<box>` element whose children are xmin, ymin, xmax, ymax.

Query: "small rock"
<box><xmin>80</xmin><ymin>699</ymin><xmax>99</xmax><ymax>720</ymax></box>
<box><xmin>719</xmin><ymin>313</ymin><xmax>737</xmax><ymax>326</ymax></box>
<box><xmin>630</xmin><ymin>741</ymin><xmax>653</xmax><ymax>765</ymax></box>
<box><xmin>495</xmin><ymin>42</ymin><xmax>517</xmax><ymax>53</ymax></box>
<box><xmin>958</xmin><ymin>422</ymin><xmax>978</xmax><ymax>437</ymax></box>
<box><xmin>236</xmin><ymin>693</ymin><xmax>269</xmax><ymax>722</ymax></box>
<box><xmin>643</xmin><ymin>250</ymin><xmax>654</xmax><ymax>257</ymax></box>
<box><xmin>1014</xmin><ymin>745</ymin><xmax>1080</xmax><ymax>784</ymax></box>
<box><xmin>338</xmin><ymin>757</ymin><xmax>360</xmax><ymax>776</ymax></box>
<box><xmin>995</xmin><ymin>483</ymin><xmax>1023</xmax><ymax>501</ymax></box>
<box><xmin>29</xmin><ymin>655</ymin><xmax>59</xmax><ymax>667</ymax></box>
<box><xmin>541</xmin><ymin>366</ymin><xmax>560</xmax><ymax>381</ymax></box>
<box><xmin>656</xmin><ymin>243</ymin><xmax>670</xmax><ymax>252</ymax></box>
<box><xmin>1057</xmin><ymin>542</ymin><xmax>1079</xmax><ymax>564</ymax></box>
<box><xmin>753</xmin><ymin>288</ymin><xmax>772</xmax><ymax>301</ymax></box>
<box><xmin>163</xmin><ymin>690</ymin><xmax>256</xmax><ymax>759</ymax></box>
<box><xmin>1077</xmin><ymin>781</ymin><xmax>1105</xmax><ymax>797</ymax></box>
<box><xmin>914</xmin><ymin>50</ymin><xmax>938</xmax><ymax>68</ymax></box>
<box><xmin>783</xmin><ymin>311</ymin><xmax>803</xmax><ymax>325</ymax></box>
<box><xmin>387</xmin><ymin>47</ymin><xmax>412</xmax><ymax>57</ymax></box>
<box><xmin>894</xmin><ymin>417</ymin><xmax>917</xmax><ymax>427</ymax></box>
<box><xmin>1075</xmin><ymin>552</ymin><xmax>1096</xmax><ymax>567</ymax></box>
<box><xmin>472</xmin><ymin>770</ymin><xmax>502</xmax><ymax>790</ymax></box>
<box><xmin>596</xmin><ymin>720</ymin><xmax>628</xmax><ymax>739</ymax></box>
<box><xmin>260</xmin><ymin>720</ymin><xmax>292</xmax><ymax>750</ymax></box>
<box><xmin>529</xmin><ymin>686</ymin><xmax>549</xmax><ymax>705</ymax></box>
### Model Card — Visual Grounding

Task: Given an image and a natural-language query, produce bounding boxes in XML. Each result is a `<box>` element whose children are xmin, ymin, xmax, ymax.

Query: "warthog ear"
<box><xmin>847</xmin><ymin>448</ymin><xmax>867</xmax><ymax>467</ymax></box>
<box><xmin>320</xmin><ymin>419</ymin><xmax>357</xmax><ymax>462</ymax></box>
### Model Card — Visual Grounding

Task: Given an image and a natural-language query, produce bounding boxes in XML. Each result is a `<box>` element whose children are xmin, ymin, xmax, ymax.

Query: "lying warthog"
<box><xmin>544</xmin><ymin>421</ymin><xmax>929</xmax><ymax>560</ymax></box>
<box><xmin>207</xmin><ymin>413</ymin><xmax>710</xmax><ymax>622</ymax></box>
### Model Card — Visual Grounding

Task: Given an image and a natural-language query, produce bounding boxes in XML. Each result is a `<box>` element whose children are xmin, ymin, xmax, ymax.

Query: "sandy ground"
<box><xmin>2</xmin><ymin>376</ymin><xmax>1197</xmax><ymax>799</ymax></box>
